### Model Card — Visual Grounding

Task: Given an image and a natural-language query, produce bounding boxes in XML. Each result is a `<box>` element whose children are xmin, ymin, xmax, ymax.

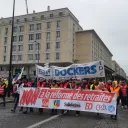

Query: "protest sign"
<box><xmin>19</xmin><ymin>88</ymin><xmax>116</xmax><ymax>115</ymax></box>
<box><xmin>36</xmin><ymin>60</ymin><xmax>105</xmax><ymax>80</ymax></box>
<box><xmin>51</xmin><ymin>60</ymin><xmax>105</xmax><ymax>80</ymax></box>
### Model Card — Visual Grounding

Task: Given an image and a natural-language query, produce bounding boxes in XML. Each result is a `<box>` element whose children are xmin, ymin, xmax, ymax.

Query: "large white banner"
<box><xmin>36</xmin><ymin>60</ymin><xmax>105</xmax><ymax>79</ymax></box>
<box><xmin>19</xmin><ymin>88</ymin><xmax>117</xmax><ymax>115</ymax></box>
<box><xmin>36</xmin><ymin>65</ymin><xmax>51</xmax><ymax>79</ymax></box>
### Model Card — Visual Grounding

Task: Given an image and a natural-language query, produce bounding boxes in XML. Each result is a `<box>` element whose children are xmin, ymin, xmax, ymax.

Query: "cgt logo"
<box><xmin>85</xmin><ymin>103</ymin><xmax>93</xmax><ymax>110</ymax></box>
<box><xmin>54</xmin><ymin>100</ymin><xmax>60</xmax><ymax>107</ymax></box>
<box><xmin>96</xmin><ymin>104</ymin><xmax>107</xmax><ymax>111</ymax></box>
<box><xmin>42</xmin><ymin>99</ymin><xmax>49</xmax><ymax>108</ymax></box>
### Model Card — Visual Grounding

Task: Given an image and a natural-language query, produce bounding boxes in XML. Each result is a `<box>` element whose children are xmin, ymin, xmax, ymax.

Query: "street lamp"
<box><xmin>34</xmin><ymin>41</ymin><xmax>40</xmax><ymax>65</ymax></box>
<box><xmin>8</xmin><ymin>0</ymin><xmax>15</xmax><ymax>97</ymax></box>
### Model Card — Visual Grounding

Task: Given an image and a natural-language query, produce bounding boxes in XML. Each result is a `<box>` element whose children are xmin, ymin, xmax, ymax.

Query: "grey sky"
<box><xmin>0</xmin><ymin>0</ymin><xmax>128</xmax><ymax>75</ymax></box>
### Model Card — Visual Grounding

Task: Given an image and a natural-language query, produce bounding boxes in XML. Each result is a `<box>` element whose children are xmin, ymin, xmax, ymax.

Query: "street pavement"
<box><xmin>0</xmin><ymin>103</ymin><xmax>128</xmax><ymax>128</ymax></box>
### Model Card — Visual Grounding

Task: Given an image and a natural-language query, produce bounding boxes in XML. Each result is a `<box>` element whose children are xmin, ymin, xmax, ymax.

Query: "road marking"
<box><xmin>26</xmin><ymin>111</ymin><xmax>67</xmax><ymax>128</ymax></box>
<box><xmin>26</xmin><ymin>115</ymin><xmax>60</xmax><ymax>128</ymax></box>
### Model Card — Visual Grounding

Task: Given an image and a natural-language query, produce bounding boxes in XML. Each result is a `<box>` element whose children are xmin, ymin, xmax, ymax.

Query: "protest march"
<box><xmin>0</xmin><ymin>60</ymin><xmax>128</xmax><ymax>120</ymax></box>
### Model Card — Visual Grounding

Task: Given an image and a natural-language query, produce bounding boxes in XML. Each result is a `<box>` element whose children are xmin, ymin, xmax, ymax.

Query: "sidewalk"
<box><xmin>0</xmin><ymin>97</ymin><xmax>14</xmax><ymax>104</ymax></box>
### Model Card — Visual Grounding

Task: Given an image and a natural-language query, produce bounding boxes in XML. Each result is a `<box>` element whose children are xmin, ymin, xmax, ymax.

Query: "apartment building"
<box><xmin>75</xmin><ymin>30</ymin><xmax>114</xmax><ymax>80</ymax></box>
<box><xmin>75</xmin><ymin>30</ymin><xmax>112</xmax><ymax>68</ymax></box>
<box><xmin>0</xmin><ymin>7</ymin><xmax>82</xmax><ymax>78</ymax></box>
<box><xmin>112</xmin><ymin>60</ymin><xmax>126</xmax><ymax>80</ymax></box>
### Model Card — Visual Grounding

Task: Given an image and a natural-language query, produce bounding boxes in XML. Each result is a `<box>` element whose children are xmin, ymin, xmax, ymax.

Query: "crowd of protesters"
<box><xmin>0</xmin><ymin>77</ymin><xmax>128</xmax><ymax>120</ymax></box>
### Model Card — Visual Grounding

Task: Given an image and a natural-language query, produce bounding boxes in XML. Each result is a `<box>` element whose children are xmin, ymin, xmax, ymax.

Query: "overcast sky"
<box><xmin>0</xmin><ymin>0</ymin><xmax>128</xmax><ymax>75</ymax></box>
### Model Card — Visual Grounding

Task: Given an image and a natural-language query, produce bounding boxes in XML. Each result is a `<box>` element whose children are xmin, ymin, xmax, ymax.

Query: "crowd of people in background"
<box><xmin>0</xmin><ymin>77</ymin><xmax>128</xmax><ymax>120</ymax></box>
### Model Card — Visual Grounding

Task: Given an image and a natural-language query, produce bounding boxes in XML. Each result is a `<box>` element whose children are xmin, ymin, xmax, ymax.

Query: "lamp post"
<box><xmin>8</xmin><ymin>0</ymin><xmax>15</xmax><ymax>97</ymax></box>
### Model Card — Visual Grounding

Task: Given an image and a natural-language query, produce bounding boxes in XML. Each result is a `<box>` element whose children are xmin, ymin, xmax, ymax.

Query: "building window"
<box><xmin>59</xmin><ymin>12</ymin><xmax>63</xmax><ymax>16</ymax></box>
<box><xmin>35</xmin><ymin>43</ymin><xmax>40</xmax><ymax>50</ymax></box>
<box><xmin>46</xmin><ymin>32</ymin><xmax>50</xmax><ymax>40</ymax></box>
<box><xmin>56</xmin><ymin>42</ymin><xmax>60</xmax><ymax>49</ymax></box>
<box><xmin>13</xmin><ymin>36</ymin><xmax>17</xmax><ymax>42</ymax></box>
<box><xmin>47</xmin><ymin>22</ymin><xmax>51</xmax><ymax>29</ymax></box>
<box><xmin>41</xmin><ymin>15</ymin><xmax>44</xmax><ymax>19</ymax></box>
<box><xmin>56</xmin><ymin>53</ymin><xmax>60</xmax><ymax>60</ymax></box>
<box><xmin>32</xmin><ymin>16</ymin><xmax>36</xmax><ymax>20</ymax></box>
<box><xmin>46</xmin><ymin>53</ymin><xmax>50</xmax><ymax>60</ymax></box>
<box><xmin>29</xmin><ymin>24</ymin><xmax>34</xmax><ymax>31</ymax></box>
<box><xmin>36</xmin><ymin>33</ymin><xmax>41</xmax><ymax>40</ymax></box>
<box><xmin>12</xmin><ymin>55</ymin><xmax>16</xmax><ymax>61</ymax></box>
<box><xmin>50</xmin><ymin>14</ymin><xmax>53</xmax><ymax>18</ymax></box>
<box><xmin>13</xmin><ymin>27</ymin><xmax>17</xmax><ymax>33</ymax></box>
<box><xmin>18</xmin><ymin>45</ymin><xmax>23</xmax><ymax>51</ymax></box>
<box><xmin>19</xmin><ymin>26</ymin><xmax>24</xmax><ymax>32</ymax></box>
<box><xmin>56</xmin><ymin>31</ymin><xmax>60</xmax><ymax>39</ymax></box>
<box><xmin>18</xmin><ymin>55</ymin><xmax>22</xmax><ymax>61</ymax></box>
<box><xmin>46</xmin><ymin>43</ymin><xmax>50</xmax><ymax>50</ymax></box>
<box><xmin>5</xmin><ymin>28</ymin><xmax>8</xmax><ymax>35</ymax></box>
<box><xmin>12</xmin><ymin>45</ymin><xmax>16</xmax><ymax>51</ymax></box>
<box><xmin>29</xmin><ymin>34</ymin><xmax>34</xmax><ymax>41</ymax></box>
<box><xmin>56</xmin><ymin>21</ymin><xmax>60</xmax><ymax>28</ymax></box>
<box><xmin>35</xmin><ymin>54</ymin><xmax>40</xmax><ymax>60</ymax></box>
<box><xmin>24</xmin><ymin>18</ymin><xmax>27</xmax><ymax>22</ymax></box>
<box><xmin>4</xmin><ymin>37</ymin><xmax>7</xmax><ymax>44</ymax></box>
<box><xmin>37</xmin><ymin>23</ymin><xmax>41</xmax><ymax>30</ymax></box>
<box><xmin>3</xmin><ymin>56</ymin><xmax>6</xmax><ymax>62</ymax></box>
<box><xmin>4</xmin><ymin>46</ymin><xmax>7</xmax><ymax>53</ymax></box>
<box><xmin>28</xmin><ymin>44</ymin><xmax>33</xmax><ymax>51</ymax></box>
<box><xmin>73</xmin><ymin>24</ymin><xmax>75</xmax><ymax>31</ymax></box>
<box><xmin>19</xmin><ymin>35</ymin><xmax>23</xmax><ymax>41</ymax></box>
<box><xmin>28</xmin><ymin>54</ymin><xmax>33</xmax><ymax>60</ymax></box>
<box><xmin>32</xmin><ymin>17</ymin><xmax>35</xmax><ymax>20</ymax></box>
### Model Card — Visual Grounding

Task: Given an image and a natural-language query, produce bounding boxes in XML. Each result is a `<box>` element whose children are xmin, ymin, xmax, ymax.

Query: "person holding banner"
<box><xmin>61</xmin><ymin>79</ymin><xmax>75</xmax><ymax>115</ymax></box>
<box><xmin>23</xmin><ymin>79</ymin><xmax>36</xmax><ymax>114</ymax></box>
<box><xmin>11</xmin><ymin>79</ymin><xmax>24</xmax><ymax>113</ymax></box>
<box><xmin>37</xmin><ymin>77</ymin><xmax>45</xmax><ymax>115</ymax></box>
<box><xmin>75</xmin><ymin>79</ymin><xmax>82</xmax><ymax>117</ymax></box>
<box><xmin>50</xmin><ymin>80</ymin><xmax>58</xmax><ymax>115</ymax></box>
<box><xmin>110</xmin><ymin>81</ymin><xmax>121</xmax><ymax>120</ymax></box>
<box><xmin>95</xmin><ymin>82</ymin><xmax>108</xmax><ymax>118</ymax></box>
<box><xmin>64</xmin><ymin>79</ymin><xmax>75</xmax><ymax>89</ymax></box>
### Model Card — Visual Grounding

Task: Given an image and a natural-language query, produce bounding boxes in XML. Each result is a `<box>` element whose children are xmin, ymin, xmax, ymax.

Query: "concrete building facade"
<box><xmin>0</xmin><ymin>7</ymin><xmax>82</xmax><ymax>78</ymax></box>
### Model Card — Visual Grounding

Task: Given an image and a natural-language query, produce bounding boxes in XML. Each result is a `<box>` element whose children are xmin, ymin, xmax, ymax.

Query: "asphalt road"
<box><xmin>0</xmin><ymin>103</ymin><xmax>128</xmax><ymax>128</ymax></box>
